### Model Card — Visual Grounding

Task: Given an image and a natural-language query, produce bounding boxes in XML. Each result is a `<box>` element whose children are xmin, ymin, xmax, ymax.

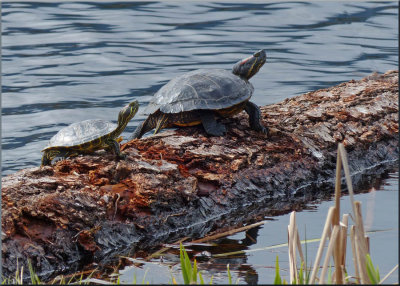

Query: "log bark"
<box><xmin>2</xmin><ymin>70</ymin><xmax>398</xmax><ymax>280</ymax></box>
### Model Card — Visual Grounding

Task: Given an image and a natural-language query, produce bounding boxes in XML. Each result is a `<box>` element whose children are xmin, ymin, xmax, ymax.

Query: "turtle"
<box><xmin>41</xmin><ymin>100</ymin><xmax>139</xmax><ymax>166</ymax></box>
<box><xmin>130</xmin><ymin>49</ymin><xmax>267</xmax><ymax>139</ymax></box>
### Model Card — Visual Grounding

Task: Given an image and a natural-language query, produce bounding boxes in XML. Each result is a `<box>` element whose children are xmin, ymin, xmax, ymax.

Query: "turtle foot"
<box><xmin>117</xmin><ymin>153</ymin><xmax>128</xmax><ymax>160</ymax></box>
<box><xmin>256</xmin><ymin>125</ymin><xmax>269</xmax><ymax>136</ymax></box>
<box><xmin>206</xmin><ymin>123</ymin><xmax>226</xmax><ymax>136</ymax></box>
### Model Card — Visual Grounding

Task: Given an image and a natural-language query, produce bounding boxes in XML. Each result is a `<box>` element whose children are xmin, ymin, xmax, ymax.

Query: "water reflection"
<box><xmin>116</xmin><ymin>169</ymin><xmax>398</xmax><ymax>284</ymax></box>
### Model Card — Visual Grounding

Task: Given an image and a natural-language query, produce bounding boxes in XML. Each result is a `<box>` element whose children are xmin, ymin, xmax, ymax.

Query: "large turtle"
<box><xmin>41</xmin><ymin>101</ymin><xmax>139</xmax><ymax>166</ymax></box>
<box><xmin>130</xmin><ymin>49</ymin><xmax>267</xmax><ymax>139</ymax></box>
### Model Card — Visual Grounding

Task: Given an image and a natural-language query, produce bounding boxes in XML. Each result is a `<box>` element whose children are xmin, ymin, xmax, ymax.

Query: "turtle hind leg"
<box><xmin>41</xmin><ymin>149</ymin><xmax>77</xmax><ymax>166</ymax></box>
<box><xmin>245</xmin><ymin>101</ymin><xmax>268</xmax><ymax>135</ymax></box>
<box><xmin>200</xmin><ymin>111</ymin><xmax>226</xmax><ymax>136</ymax></box>
<box><xmin>105</xmin><ymin>138</ymin><xmax>126</xmax><ymax>160</ymax></box>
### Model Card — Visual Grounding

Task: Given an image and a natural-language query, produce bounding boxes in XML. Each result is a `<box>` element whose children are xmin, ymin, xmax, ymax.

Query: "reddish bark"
<box><xmin>2</xmin><ymin>70</ymin><xmax>398</xmax><ymax>280</ymax></box>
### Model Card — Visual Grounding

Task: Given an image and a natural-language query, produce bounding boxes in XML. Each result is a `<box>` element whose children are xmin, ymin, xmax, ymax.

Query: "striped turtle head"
<box><xmin>232</xmin><ymin>49</ymin><xmax>267</xmax><ymax>80</ymax></box>
<box><xmin>118</xmin><ymin>100</ymin><xmax>139</xmax><ymax>127</ymax></box>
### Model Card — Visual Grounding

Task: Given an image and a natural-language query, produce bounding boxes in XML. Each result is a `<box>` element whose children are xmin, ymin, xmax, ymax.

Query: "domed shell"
<box><xmin>144</xmin><ymin>69</ymin><xmax>254</xmax><ymax>115</ymax></box>
<box><xmin>43</xmin><ymin>119</ymin><xmax>117</xmax><ymax>149</ymax></box>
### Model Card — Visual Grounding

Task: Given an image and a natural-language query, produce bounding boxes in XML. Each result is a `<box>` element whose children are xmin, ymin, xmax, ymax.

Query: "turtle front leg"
<box><xmin>244</xmin><ymin>101</ymin><xmax>268</xmax><ymax>135</ymax></box>
<box><xmin>200</xmin><ymin>111</ymin><xmax>226</xmax><ymax>136</ymax></box>
<box><xmin>129</xmin><ymin>117</ymin><xmax>155</xmax><ymax>140</ymax></box>
<box><xmin>41</xmin><ymin>150</ymin><xmax>56</xmax><ymax>166</ymax></box>
<box><xmin>106</xmin><ymin>139</ymin><xmax>126</xmax><ymax>159</ymax></box>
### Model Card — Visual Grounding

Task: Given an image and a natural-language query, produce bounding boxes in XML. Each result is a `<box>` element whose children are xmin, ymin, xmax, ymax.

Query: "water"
<box><xmin>1</xmin><ymin>1</ymin><xmax>398</xmax><ymax>284</ymax></box>
<box><xmin>2</xmin><ymin>1</ymin><xmax>398</xmax><ymax>175</ymax></box>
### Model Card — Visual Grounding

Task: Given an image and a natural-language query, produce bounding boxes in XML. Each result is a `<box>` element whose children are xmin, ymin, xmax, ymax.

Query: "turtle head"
<box><xmin>118</xmin><ymin>100</ymin><xmax>139</xmax><ymax>126</ymax></box>
<box><xmin>232</xmin><ymin>49</ymin><xmax>267</xmax><ymax>80</ymax></box>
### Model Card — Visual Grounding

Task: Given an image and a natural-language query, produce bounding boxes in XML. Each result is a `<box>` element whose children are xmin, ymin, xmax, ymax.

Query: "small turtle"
<box><xmin>41</xmin><ymin>101</ymin><xmax>139</xmax><ymax>166</ymax></box>
<box><xmin>130</xmin><ymin>49</ymin><xmax>267</xmax><ymax>139</ymax></box>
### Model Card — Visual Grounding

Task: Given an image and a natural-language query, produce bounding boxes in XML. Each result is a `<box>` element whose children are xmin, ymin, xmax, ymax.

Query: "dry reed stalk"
<box><xmin>340</xmin><ymin>214</ymin><xmax>349</xmax><ymax>267</ymax></box>
<box><xmin>146</xmin><ymin>236</ymin><xmax>189</xmax><ymax>260</ymax></box>
<box><xmin>340</xmin><ymin>265</ymin><xmax>347</xmax><ymax>284</ymax></box>
<box><xmin>332</xmin><ymin>214</ymin><xmax>349</xmax><ymax>284</ymax></box>
<box><xmin>333</xmin><ymin>144</ymin><xmax>342</xmax><ymax>225</ymax></box>
<box><xmin>191</xmin><ymin>221</ymin><xmax>265</xmax><ymax>243</ymax></box>
<box><xmin>379</xmin><ymin>264</ymin><xmax>399</xmax><ymax>284</ymax></box>
<box><xmin>52</xmin><ymin>268</ymin><xmax>98</xmax><ymax>283</ymax></box>
<box><xmin>338</xmin><ymin>144</ymin><xmax>356</xmax><ymax>215</ymax></box>
<box><xmin>288</xmin><ymin>211</ymin><xmax>298</xmax><ymax>284</ymax></box>
<box><xmin>295</xmin><ymin>224</ymin><xmax>305</xmax><ymax>267</ymax></box>
<box><xmin>355</xmin><ymin>234</ymin><xmax>370</xmax><ymax>284</ymax></box>
<box><xmin>350</xmin><ymin>225</ymin><xmax>360</xmax><ymax>284</ymax></box>
<box><xmin>332</xmin><ymin>146</ymin><xmax>344</xmax><ymax>284</ymax></box>
<box><xmin>319</xmin><ymin>225</ymin><xmax>340</xmax><ymax>284</ymax></box>
<box><xmin>287</xmin><ymin>212</ymin><xmax>306</xmax><ymax>284</ymax></box>
<box><xmin>354</xmin><ymin>201</ymin><xmax>370</xmax><ymax>271</ymax></box>
<box><xmin>353</xmin><ymin>201</ymin><xmax>370</xmax><ymax>284</ymax></box>
<box><xmin>337</xmin><ymin>145</ymin><xmax>369</xmax><ymax>257</ymax></box>
<box><xmin>309</xmin><ymin>206</ymin><xmax>335</xmax><ymax>284</ymax></box>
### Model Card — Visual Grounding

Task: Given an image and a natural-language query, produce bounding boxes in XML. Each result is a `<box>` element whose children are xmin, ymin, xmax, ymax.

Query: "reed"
<box><xmin>274</xmin><ymin>143</ymin><xmax>398</xmax><ymax>284</ymax></box>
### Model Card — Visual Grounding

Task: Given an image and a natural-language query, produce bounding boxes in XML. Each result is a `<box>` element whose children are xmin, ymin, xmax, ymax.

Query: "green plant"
<box><xmin>273</xmin><ymin>255</ymin><xmax>288</xmax><ymax>285</ymax></box>
<box><xmin>28</xmin><ymin>260</ymin><xmax>41</xmax><ymax>284</ymax></box>
<box><xmin>180</xmin><ymin>242</ymin><xmax>207</xmax><ymax>284</ymax></box>
<box><xmin>365</xmin><ymin>254</ymin><xmax>380</xmax><ymax>284</ymax></box>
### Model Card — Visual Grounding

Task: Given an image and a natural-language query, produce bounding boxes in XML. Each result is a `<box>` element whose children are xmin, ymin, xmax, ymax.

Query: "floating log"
<box><xmin>1</xmin><ymin>70</ymin><xmax>398</xmax><ymax>281</ymax></box>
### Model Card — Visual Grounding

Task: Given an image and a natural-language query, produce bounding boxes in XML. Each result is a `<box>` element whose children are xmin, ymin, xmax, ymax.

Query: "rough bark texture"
<box><xmin>2</xmin><ymin>70</ymin><xmax>398</xmax><ymax>280</ymax></box>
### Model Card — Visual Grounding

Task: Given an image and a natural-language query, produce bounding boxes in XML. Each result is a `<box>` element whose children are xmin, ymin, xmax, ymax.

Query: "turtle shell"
<box><xmin>144</xmin><ymin>69</ymin><xmax>254</xmax><ymax>115</ymax></box>
<box><xmin>43</xmin><ymin>119</ymin><xmax>117</xmax><ymax>149</ymax></box>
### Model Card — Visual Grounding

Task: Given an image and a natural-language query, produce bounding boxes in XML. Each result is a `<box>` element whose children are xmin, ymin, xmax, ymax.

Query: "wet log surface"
<box><xmin>2</xmin><ymin>70</ymin><xmax>398</xmax><ymax>280</ymax></box>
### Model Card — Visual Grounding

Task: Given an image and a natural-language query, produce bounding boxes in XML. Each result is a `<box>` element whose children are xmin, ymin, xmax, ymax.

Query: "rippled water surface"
<box><xmin>2</xmin><ymin>1</ymin><xmax>398</xmax><ymax>284</ymax></box>
<box><xmin>2</xmin><ymin>1</ymin><xmax>397</xmax><ymax>174</ymax></box>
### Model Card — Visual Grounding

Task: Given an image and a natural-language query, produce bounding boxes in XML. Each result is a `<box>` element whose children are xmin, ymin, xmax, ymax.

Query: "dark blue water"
<box><xmin>2</xmin><ymin>1</ymin><xmax>398</xmax><ymax>284</ymax></box>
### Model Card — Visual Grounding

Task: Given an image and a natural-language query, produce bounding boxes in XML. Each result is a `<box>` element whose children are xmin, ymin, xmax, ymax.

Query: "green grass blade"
<box><xmin>28</xmin><ymin>259</ymin><xmax>41</xmax><ymax>284</ymax></box>
<box><xmin>192</xmin><ymin>259</ymin><xmax>198</xmax><ymax>284</ymax></box>
<box><xmin>366</xmin><ymin>254</ymin><xmax>379</xmax><ymax>284</ymax></box>
<box><xmin>184</xmin><ymin>248</ymin><xmax>193</xmax><ymax>283</ymax></box>
<box><xmin>133</xmin><ymin>272</ymin><xmax>137</xmax><ymax>284</ymax></box>
<box><xmin>298</xmin><ymin>262</ymin><xmax>304</xmax><ymax>285</ymax></box>
<box><xmin>15</xmin><ymin>259</ymin><xmax>20</xmax><ymax>285</ymax></box>
<box><xmin>199</xmin><ymin>271</ymin><xmax>205</xmax><ymax>285</ymax></box>
<box><xmin>227</xmin><ymin>264</ymin><xmax>232</xmax><ymax>284</ymax></box>
<box><xmin>141</xmin><ymin>268</ymin><xmax>149</xmax><ymax>285</ymax></box>
<box><xmin>376</xmin><ymin>265</ymin><xmax>380</xmax><ymax>282</ymax></box>
<box><xmin>274</xmin><ymin>256</ymin><xmax>282</xmax><ymax>285</ymax></box>
<box><xmin>20</xmin><ymin>266</ymin><xmax>24</xmax><ymax>285</ymax></box>
<box><xmin>28</xmin><ymin>260</ymin><xmax>35</xmax><ymax>284</ymax></box>
<box><xmin>180</xmin><ymin>243</ymin><xmax>190</xmax><ymax>284</ymax></box>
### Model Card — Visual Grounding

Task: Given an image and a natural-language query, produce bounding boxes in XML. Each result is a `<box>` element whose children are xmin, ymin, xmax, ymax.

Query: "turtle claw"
<box><xmin>259</xmin><ymin>126</ymin><xmax>269</xmax><ymax>136</ymax></box>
